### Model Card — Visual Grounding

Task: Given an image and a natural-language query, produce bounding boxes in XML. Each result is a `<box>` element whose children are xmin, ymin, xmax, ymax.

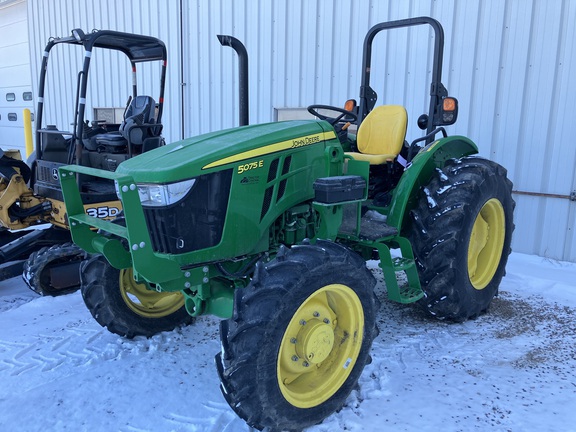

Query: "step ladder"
<box><xmin>374</xmin><ymin>236</ymin><xmax>425</xmax><ymax>304</ymax></box>
<box><xmin>337</xmin><ymin>203</ymin><xmax>424</xmax><ymax>304</ymax></box>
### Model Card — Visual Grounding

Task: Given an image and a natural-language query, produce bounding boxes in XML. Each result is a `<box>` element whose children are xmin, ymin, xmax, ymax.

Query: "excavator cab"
<box><xmin>33</xmin><ymin>29</ymin><xmax>167</xmax><ymax>220</ymax></box>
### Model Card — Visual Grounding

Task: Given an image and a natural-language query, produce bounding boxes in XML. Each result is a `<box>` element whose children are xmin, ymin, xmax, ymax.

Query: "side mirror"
<box><xmin>344</xmin><ymin>99</ymin><xmax>357</xmax><ymax>111</ymax></box>
<box><xmin>436</xmin><ymin>97</ymin><xmax>458</xmax><ymax>126</ymax></box>
<box><xmin>344</xmin><ymin>99</ymin><xmax>358</xmax><ymax>123</ymax></box>
<box><xmin>417</xmin><ymin>114</ymin><xmax>429</xmax><ymax>130</ymax></box>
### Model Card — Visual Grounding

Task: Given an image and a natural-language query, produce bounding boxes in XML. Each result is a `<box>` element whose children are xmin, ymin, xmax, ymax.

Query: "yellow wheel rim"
<box><xmin>468</xmin><ymin>198</ymin><xmax>506</xmax><ymax>290</ymax></box>
<box><xmin>119</xmin><ymin>269</ymin><xmax>185</xmax><ymax>318</ymax></box>
<box><xmin>277</xmin><ymin>284</ymin><xmax>364</xmax><ymax>408</ymax></box>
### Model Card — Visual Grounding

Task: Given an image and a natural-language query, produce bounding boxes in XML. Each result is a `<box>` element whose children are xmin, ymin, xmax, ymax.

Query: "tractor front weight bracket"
<box><xmin>181</xmin><ymin>266</ymin><xmax>209</xmax><ymax>317</ymax></box>
<box><xmin>60</xmin><ymin>164</ymin><xmax>235</xmax><ymax>319</ymax></box>
<box><xmin>181</xmin><ymin>266</ymin><xmax>234</xmax><ymax>318</ymax></box>
<box><xmin>60</xmin><ymin>165</ymin><xmax>183</xmax><ymax>287</ymax></box>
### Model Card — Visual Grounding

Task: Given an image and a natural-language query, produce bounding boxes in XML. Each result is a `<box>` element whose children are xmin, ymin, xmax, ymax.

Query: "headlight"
<box><xmin>135</xmin><ymin>179</ymin><xmax>196</xmax><ymax>207</ymax></box>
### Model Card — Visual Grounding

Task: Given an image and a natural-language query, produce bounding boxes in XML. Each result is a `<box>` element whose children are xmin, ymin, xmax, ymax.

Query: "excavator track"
<box><xmin>23</xmin><ymin>243</ymin><xmax>86</xmax><ymax>296</ymax></box>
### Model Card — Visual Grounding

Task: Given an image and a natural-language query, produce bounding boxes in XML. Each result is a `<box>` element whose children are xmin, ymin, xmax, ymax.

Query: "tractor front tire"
<box><xmin>216</xmin><ymin>240</ymin><xmax>377</xmax><ymax>431</ymax></box>
<box><xmin>408</xmin><ymin>157</ymin><xmax>515</xmax><ymax>321</ymax></box>
<box><xmin>80</xmin><ymin>254</ymin><xmax>193</xmax><ymax>338</ymax></box>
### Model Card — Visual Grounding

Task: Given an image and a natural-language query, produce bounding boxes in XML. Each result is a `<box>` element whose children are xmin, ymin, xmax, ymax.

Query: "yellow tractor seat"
<box><xmin>345</xmin><ymin>105</ymin><xmax>408</xmax><ymax>165</ymax></box>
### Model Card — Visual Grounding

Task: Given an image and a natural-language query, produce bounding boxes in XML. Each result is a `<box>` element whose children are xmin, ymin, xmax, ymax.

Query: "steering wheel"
<box><xmin>307</xmin><ymin>104</ymin><xmax>357</xmax><ymax>126</ymax></box>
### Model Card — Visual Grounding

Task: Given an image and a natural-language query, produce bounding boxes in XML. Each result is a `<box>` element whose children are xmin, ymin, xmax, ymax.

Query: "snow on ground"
<box><xmin>0</xmin><ymin>252</ymin><xmax>575</xmax><ymax>432</ymax></box>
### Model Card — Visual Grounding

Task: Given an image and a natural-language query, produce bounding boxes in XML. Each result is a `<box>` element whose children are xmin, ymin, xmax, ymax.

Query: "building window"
<box><xmin>275</xmin><ymin>107</ymin><xmax>313</xmax><ymax>121</ymax></box>
<box><xmin>8</xmin><ymin>113</ymin><xmax>17</xmax><ymax>121</ymax></box>
<box><xmin>23</xmin><ymin>92</ymin><xmax>33</xmax><ymax>101</ymax></box>
<box><xmin>94</xmin><ymin>107</ymin><xmax>125</xmax><ymax>124</ymax></box>
<box><xmin>6</xmin><ymin>93</ymin><xmax>16</xmax><ymax>102</ymax></box>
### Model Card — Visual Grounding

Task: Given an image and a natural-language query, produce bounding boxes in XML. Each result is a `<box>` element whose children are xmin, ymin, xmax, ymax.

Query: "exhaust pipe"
<box><xmin>217</xmin><ymin>35</ymin><xmax>249</xmax><ymax>127</ymax></box>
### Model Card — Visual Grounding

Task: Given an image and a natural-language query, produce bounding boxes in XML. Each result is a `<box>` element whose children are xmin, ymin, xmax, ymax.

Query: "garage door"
<box><xmin>0</xmin><ymin>0</ymin><xmax>33</xmax><ymax>157</ymax></box>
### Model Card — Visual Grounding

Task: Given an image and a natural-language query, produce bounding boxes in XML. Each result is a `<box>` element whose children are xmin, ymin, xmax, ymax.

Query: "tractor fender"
<box><xmin>386</xmin><ymin>135</ymin><xmax>478</xmax><ymax>231</ymax></box>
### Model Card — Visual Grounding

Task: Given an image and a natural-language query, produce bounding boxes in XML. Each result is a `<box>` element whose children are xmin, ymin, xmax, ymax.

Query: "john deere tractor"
<box><xmin>60</xmin><ymin>17</ymin><xmax>514</xmax><ymax>431</ymax></box>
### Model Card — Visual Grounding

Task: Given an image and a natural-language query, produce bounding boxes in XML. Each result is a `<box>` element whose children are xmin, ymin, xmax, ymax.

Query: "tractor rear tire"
<box><xmin>80</xmin><ymin>254</ymin><xmax>193</xmax><ymax>338</ymax></box>
<box><xmin>407</xmin><ymin>157</ymin><xmax>515</xmax><ymax>321</ymax></box>
<box><xmin>216</xmin><ymin>239</ymin><xmax>377</xmax><ymax>431</ymax></box>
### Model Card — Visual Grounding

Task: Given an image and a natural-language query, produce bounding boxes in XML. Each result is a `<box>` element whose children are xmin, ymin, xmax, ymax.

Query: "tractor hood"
<box><xmin>116</xmin><ymin>120</ymin><xmax>335</xmax><ymax>183</ymax></box>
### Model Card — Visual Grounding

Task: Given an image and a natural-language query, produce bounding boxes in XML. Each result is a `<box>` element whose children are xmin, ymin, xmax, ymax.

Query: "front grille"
<box><xmin>281</xmin><ymin>156</ymin><xmax>291</xmax><ymax>175</ymax></box>
<box><xmin>144</xmin><ymin>169</ymin><xmax>233</xmax><ymax>254</ymax></box>
<box><xmin>267</xmin><ymin>158</ymin><xmax>279</xmax><ymax>182</ymax></box>
<box><xmin>277</xmin><ymin>156</ymin><xmax>292</xmax><ymax>201</ymax></box>
<box><xmin>277</xmin><ymin>180</ymin><xmax>287</xmax><ymax>201</ymax></box>
<box><xmin>261</xmin><ymin>186</ymin><xmax>273</xmax><ymax>221</ymax></box>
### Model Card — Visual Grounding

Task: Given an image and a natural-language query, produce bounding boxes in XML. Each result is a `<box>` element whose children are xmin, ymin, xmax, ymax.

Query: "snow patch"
<box><xmin>0</xmin><ymin>252</ymin><xmax>575</xmax><ymax>431</ymax></box>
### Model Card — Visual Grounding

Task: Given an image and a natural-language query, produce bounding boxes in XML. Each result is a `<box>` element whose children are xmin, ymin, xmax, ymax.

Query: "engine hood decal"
<box><xmin>202</xmin><ymin>131</ymin><xmax>336</xmax><ymax>170</ymax></box>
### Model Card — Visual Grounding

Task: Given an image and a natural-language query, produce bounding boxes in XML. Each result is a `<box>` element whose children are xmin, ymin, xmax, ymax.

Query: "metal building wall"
<box><xmin>26</xmin><ymin>0</ymin><xmax>576</xmax><ymax>262</ymax></box>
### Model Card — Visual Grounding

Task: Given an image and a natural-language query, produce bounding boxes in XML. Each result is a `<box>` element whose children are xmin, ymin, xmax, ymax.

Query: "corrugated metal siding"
<box><xmin>26</xmin><ymin>0</ymin><xmax>576</xmax><ymax>262</ymax></box>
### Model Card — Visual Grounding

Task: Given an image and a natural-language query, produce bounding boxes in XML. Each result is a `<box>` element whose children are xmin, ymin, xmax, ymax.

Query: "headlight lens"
<box><xmin>135</xmin><ymin>179</ymin><xmax>196</xmax><ymax>207</ymax></box>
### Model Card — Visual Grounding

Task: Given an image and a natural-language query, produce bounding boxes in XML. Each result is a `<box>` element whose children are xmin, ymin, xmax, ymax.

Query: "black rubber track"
<box><xmin>80</xmin><ymin>254</ymin><xmax>193</xmax><ymax>338</ymax></box>
<box><xmin>22</xmin><ymin>242</ymin><xmax>85</xmax><ymax>296</ymax></box>
<box><xmin>216</xmin><ymin>239</ymin><xmax>378</xmax><ymax>431</ymax></box>
<box><xmin>407</xmin><ymin>157</ymin><xmax>515</xmax><ymax>321</ymax></box>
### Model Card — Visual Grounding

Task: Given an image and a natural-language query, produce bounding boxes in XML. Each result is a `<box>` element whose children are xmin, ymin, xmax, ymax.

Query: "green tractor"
<box><xmin>60</xmin><ymin>17</ymin><xmax>514</xmax><ymax>431</ymax></box>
